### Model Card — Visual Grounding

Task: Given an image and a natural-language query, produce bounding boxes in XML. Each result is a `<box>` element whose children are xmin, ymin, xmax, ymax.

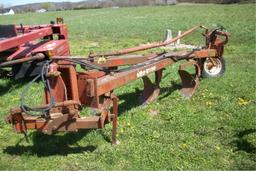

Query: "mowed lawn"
<box><xmin>0</xmin><ymin>4</ymin><xmax>255</xmax><ymax>170</ymax></box>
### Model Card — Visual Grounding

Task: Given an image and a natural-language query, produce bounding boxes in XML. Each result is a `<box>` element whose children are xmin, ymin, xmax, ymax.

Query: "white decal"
<box><xmin>137</xmin><ymin>66</ymin><xmax>156</xmax><ymax>78</ymax></box>
<box><xmin>43</xmin><ymin>42</ymin><xmax>57</xmax><ymax>50</ymax></box>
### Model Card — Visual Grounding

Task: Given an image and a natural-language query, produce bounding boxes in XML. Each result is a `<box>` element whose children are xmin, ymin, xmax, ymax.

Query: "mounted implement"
<box><xmin>5</xmin><ymin>24</ymin><xmax>229</xmax><ymax>144</ymax></box>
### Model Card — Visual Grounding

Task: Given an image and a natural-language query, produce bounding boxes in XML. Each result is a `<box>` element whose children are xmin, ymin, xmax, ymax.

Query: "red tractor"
<box><xmin>0</xmin><ymin>18</ymin><xmax>69</xmax><ymax>79</ymax></box>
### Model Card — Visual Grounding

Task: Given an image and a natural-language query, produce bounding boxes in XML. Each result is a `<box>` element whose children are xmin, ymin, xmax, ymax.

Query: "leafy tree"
<box><xmin>41</xmin><ymin>2</ymin><xmax>52</xmax><ymax>10</ymax></box>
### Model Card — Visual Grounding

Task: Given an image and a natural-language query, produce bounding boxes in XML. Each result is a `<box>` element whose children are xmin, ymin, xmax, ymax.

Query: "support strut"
<box><xmin>141</xmin><ymin>69</ymin><xmax>163</xmax><ymax>105</ymax></box>
<box><xmin>178</xmin><ymin>60</ymin><xmax>201</xmax><ymax>98</ymax></box>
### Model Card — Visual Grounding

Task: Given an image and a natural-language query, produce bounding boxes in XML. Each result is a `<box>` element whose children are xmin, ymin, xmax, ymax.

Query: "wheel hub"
<box><xmin>204</xmin><ymin>58</ymin><xmax>222</xmax><ymax>76</ymax></box>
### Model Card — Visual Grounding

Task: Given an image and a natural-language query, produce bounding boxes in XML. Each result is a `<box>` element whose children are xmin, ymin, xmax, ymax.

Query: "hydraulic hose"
<box><xmin>20</xmin><ymin>60</ymin><xmax>55</xmax><ymax>117</ymax></box>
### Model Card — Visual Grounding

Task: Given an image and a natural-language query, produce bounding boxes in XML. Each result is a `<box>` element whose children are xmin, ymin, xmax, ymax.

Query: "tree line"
<box><xmin>0</xmin><ymin>0</ymin><xmax>251</xmax><ymax>14</ymax></box>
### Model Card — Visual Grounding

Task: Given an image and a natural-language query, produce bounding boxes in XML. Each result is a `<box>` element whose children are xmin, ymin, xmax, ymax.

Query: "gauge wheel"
<box><xmin>201</xmin><ymin>57</ymin><xmax>225</xmax><ymax>78</ymax></box>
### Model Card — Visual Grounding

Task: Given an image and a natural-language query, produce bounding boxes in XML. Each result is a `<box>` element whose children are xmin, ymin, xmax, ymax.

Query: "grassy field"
<box><xmin>0</xmin><ymin>4</ymin><xmax>255</xmax><ymax>170</ymax></box>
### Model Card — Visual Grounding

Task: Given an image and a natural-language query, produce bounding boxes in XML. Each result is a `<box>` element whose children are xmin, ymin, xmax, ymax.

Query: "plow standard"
<box><xmin>3</xmin><ymin>20</ymin><xmax>229</xmax><ymax>144</ymax></box>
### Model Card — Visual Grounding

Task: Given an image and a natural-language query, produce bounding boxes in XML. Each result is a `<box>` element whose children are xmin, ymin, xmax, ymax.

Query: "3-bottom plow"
<box><xmin>5</xmin><ymin>24</ymin><xmax>229</xmax><ymax>144</ymax></box>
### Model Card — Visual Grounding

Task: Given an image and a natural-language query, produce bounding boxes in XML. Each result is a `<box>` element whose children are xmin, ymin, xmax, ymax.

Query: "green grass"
<box><xmin>0</xmin><ymin>4</ymin><xmax>255</xmax><ymax>170</ymax></box>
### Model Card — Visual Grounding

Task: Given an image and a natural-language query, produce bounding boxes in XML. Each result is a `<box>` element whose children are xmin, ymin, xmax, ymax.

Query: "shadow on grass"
<box><xmin>0</xmin><ymin>76</ymin><xmax>30</xmax><ymax>96</ymax></box>
<box><xmin>3</xmin><ymin>130</ymin><xmax>97</xmax><ymax>157</ymax></box>
<box><xmin>117</xmin><ymin>88</ymin><xmax>141</xmax><ymax>115</ymax></box>
<box><xmin>232</xmin><ymin>128</ymin><xmax>256</xmax><ymax>154</ymax></box>
<box><xmin>159</xmin><ymin>81</ymin><xmax>182</xmax><ymax>100</ymax></box>
<box><xmin>3</xmin><ymin>79</ymin><xmax>181</xmax><ymax>156</ymax></box>
<box><xmin>117</xmin><ymin>81</ymin><xmax>181</xmax><ymax>116</ymax></box>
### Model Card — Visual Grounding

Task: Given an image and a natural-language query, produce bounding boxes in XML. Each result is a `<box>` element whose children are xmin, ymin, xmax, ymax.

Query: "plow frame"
<box><xmin>5</xmin><ymin>24</ymin><xmax>229</xmax><ymax>144</ymax></box>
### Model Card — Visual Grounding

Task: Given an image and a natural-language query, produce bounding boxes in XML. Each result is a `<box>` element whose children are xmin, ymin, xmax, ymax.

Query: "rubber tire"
<box><xmin>201</xmin><ymin>57</ymin><xmax>226</xmax><ymax>78</ymax></box>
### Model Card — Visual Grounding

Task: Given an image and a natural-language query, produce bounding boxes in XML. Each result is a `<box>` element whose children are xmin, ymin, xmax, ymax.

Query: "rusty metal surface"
<box><xmin>179</xmin><ymin>70</ymin><xmax>199</xmax><ymax>99</ymax></box>
<box><xmin>179</xmin><ymin>60</ymin><xmax>201</xmax><ymax>99</ymax></box>
<box><xmin>0</xmin><ymin>53</ymin><xmax>45</xmax><ymax>67</ymax></box>
<box><xmin>140</xmin><ymin>69</ymin><xmax>163</xmax><ymax>105</ymax></box>
<box><xmin>89</xmin><ymin>26</ymin><xmax>199</xmax><ymax>57</ymax></box>
<box><xmin>95</xmin><ymin>58</ymin><xmax>174</xmax><ymax>96</ymax></box>
<box><xmin>111</xmin><ymin>95</ymin><xmax>118</xmax><ymax>145</ymax></box>
<box><xmin>42</xmin><ymin>114</ymin><xmax>77</xmax><ymax>134</ymax></box>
